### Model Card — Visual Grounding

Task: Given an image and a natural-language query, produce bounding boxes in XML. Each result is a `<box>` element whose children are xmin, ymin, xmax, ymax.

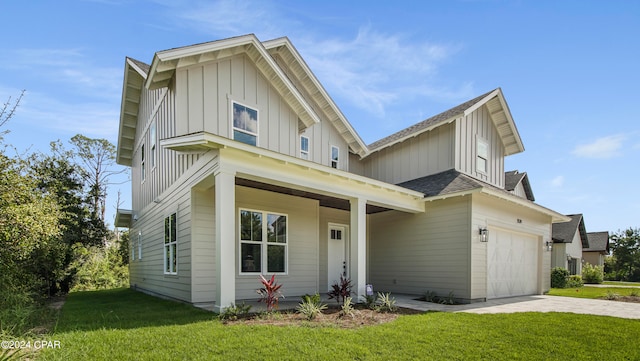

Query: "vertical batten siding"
<box><xmin>361</xmin><ymin>123</ymin><xmax>455</xmax><ymax>184</ymax></box>
<box><xmin>173</xmin><ymin>54</ymin><xmax>310</xmax><ymax>159</ymax></box>
<box><xmin>235</xmin><ymin>186</ymin><xmax>319</xmax><ymax>299</ymax></box>
<box><xmin>368</xmin><ymin>197</ymin><xmax>471</xmax><ymax>299</ymax></box>
<box><xmin>455</xmin><ymin>105</ymin><xmax>505</xmax><ymax>188</ymax></box>
<box><xmin>319</xmin><ymin>207</ymin><xmax>350</xmax><ymax>292</ymax></box>
<box><xmin>471</xmin><ymin>193</ymin><xmax>553</xmax><ymax>298</ymax></box>
<box><xmin>130</xmin><ymin>152</ymin><xmax>219</xmax><ymax>303</ymax></box>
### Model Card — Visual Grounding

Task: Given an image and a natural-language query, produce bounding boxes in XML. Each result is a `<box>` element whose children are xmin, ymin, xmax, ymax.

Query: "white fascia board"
<box><xmin>161</xmin><ymin>132</ymin><xmax>425</xmax><ymax>213</ymax></box>
<box><xmin>263</xmin><ymin>38</ymin><xmax>368</xmax><ymax>156</ymax></box>
<box><xmin>480</xmin><ymin>187</ymin><xmax>571</xmax><ymax>223</ymax></box>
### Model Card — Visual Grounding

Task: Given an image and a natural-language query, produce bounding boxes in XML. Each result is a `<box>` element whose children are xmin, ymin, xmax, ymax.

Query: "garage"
<box><xmin>487</xmin><ymin>228</ymin><xmax>539</xmax><ymax>299</ymax></box>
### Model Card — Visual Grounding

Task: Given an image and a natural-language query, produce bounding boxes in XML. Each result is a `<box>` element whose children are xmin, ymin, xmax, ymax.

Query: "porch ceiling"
<box><xmin>236</xmin><ymin>178</ymin><xmax>391</xmax><ymax>214</ymax></box>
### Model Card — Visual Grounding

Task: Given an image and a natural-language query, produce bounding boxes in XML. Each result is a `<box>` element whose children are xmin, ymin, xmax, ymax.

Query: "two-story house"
<box><xmin>115</xmin><ymin>34</ymin><xmax>568</xmax><ymax>311</ymax></box>
<box><xmin>552</xmin><ymin>214</ymin><xmax>589</xmax><ymax>275</ymax></box>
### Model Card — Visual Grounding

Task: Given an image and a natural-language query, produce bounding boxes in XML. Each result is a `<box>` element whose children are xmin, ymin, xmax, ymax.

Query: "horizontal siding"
<box><xmin>129</xmin><ymin>152</ymin><xmax>220</xmax><ymax>303</ymax></box>
<box><xmin>235</xmin><ymin>186</ymin><xmax>320</xmax><ymax>299</ymax></box>
<box><xmin>191</xmin><ymin>187</ymin><xmax>216</xmax><ymax>304</ymax></box>
<box><xmin>361</xmin><ymin>122</ymin><xmax>454</xmax><ymax>184</ymax></box>
<box><xmin>369</xmin><ymin>196</ymin><xmax>471</xmax><ymax>299</ymax></box>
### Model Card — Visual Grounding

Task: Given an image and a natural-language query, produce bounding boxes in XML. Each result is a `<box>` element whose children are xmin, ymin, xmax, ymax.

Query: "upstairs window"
<box><xmin>164</xmin><ymin>213</ymin><xmax>177</xmax><ymax>274</ymax></box>
<box><xmin>233</xmin><ymin>102</ymin><xmax>258</xmax><ymax>146</ymax></box>
<box><xmin>300</xmin><ymin>136</ymin><xmax>310</xmax><ymax>160</ymax></box>
<box><xmin>141</xmin><ymin>144</ymin><xmax>145</xmax><ymax>182</ymax></box>
<box><xmin>150</xmin><ymin>122</ymin><xmax>157</xmax><ymax>169</ymax></box>
<box><xmin>330</xmin><ymin>146</ymin><xmax>339</xmax><ymax>169</ymax></box>
<box><xmin>477</xmin><ymin>138</ymin><xmax>488</xmax><ymax>173</ymax></box>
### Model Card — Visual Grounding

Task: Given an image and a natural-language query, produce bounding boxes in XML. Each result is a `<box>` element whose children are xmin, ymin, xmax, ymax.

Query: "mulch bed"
<box><xmin>603</xmin><ymin>295</ymin><xmax>640</xmax><ymax>303</ymax></box>
<box><xmin>221</xmin><ymin>304</ymin><xmax>423</xmax><ymax>328</ymax></box>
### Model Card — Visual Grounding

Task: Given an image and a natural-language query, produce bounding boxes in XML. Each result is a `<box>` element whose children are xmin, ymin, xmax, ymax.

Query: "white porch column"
<box><xmin>349</xmin><ymin>197</ymin><xmax>367</xmax><ymax>301</ymax></box>
<box><xmin>214</xmin><ymin>169</ymin><xmax>236</xmax><ymax>312</ymax></box>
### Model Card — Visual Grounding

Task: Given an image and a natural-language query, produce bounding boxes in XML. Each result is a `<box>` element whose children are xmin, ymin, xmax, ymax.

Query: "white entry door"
<box><xmin>327</xmin><ymin>224</ymin><xmax>348</xmax><ymax>292</ymax></box>
<box><xmin>487</xmin><ymin>228</ymin><xmax>539</xmax><ymax>299</ymax></box>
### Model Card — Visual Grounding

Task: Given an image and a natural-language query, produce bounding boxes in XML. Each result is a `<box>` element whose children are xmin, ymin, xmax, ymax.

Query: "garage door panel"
<box><xmin>488</xmin><ymin>229</ymin><xmax>538</xmax><ymax>299</ymax></box>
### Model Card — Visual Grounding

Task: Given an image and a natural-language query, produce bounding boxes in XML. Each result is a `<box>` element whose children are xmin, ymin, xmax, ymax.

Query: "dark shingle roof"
<box><xmin>368</xmin><ymin>89</ymin><xmax>498</xmax><ymax>150</ymax></box>
<box><xmin>127</xmin><ymin>57</ymin><xmax>150</xmax><ymax>75</ymax></box>
<box><xmin>552</xmin><ymin>214</ymin><xmax>589</xmax><ymax>248</ymax></box>
<box><xmin>585</xmin><ymin>231</ymin><xmax>610</xmax><ymax>253</ymax></box>
<box><xmin>398</xmin><ymin>169</ymin><xmax>484</xmax><ymax>197</ymax></box>
<box><xmin>504</xmin><ymin>170</ymin><xmax>535</xmax><ymax>201</ymax></box>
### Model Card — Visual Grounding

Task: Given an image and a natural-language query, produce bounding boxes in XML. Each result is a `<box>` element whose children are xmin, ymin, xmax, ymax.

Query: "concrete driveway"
<box><xmin>394</xmin><ymin>294</ymin><xmax>640</xmax><ymax>319</ymax></box>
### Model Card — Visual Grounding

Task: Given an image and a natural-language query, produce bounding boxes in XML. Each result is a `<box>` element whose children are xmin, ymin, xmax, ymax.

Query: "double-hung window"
<box><xmin>330</xmin><ymin>145</ymin><xmax>339</xmax><ymax>169</ymax></box>
<box><xmin>164</xmin><ymin>213</ymin><xmax>177</xmax><ymax>274</ymax></box>
<box><xmin>232</xmin><ymin>102</ymin><xmax>258</xmax><ymax>146</ymax></box>
<box><xmin>300</xmin><ymin>136</ymin><xmax>310</xmax><ymax>160</ymax></box>
<box><xmin>477</xmin><ymin>138</ymin><xmax>488</xmax><ymax>173</ymax></box>
<box><xmin>137</xmin><ymin>231</ymin><xmax>142</xmax><ymax>260</ymax></box>
<box><xmin>240</xmin><ymin>209</ymin><xmax>287</xmax><ymax>274</ymax></box>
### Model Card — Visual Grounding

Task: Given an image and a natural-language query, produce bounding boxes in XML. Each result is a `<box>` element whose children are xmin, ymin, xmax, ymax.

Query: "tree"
<box><xmin>0</xmin><ymin>90</ymin><xmax>25</xmax><ymax>137</ymax></box>
<box><xmin>609</xmin><ymin>227</ymin><xmax>640</xmax><ymax>281</ymax></box>
<box><xmin>69</xmin><ymin>134</ymin><xmax>127</xmax><ymax>223</ymax></box>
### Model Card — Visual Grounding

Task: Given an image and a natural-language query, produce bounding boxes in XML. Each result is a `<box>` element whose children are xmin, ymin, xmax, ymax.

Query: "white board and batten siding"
<box><xmin>455</xmin><ymin>105</ymin><xmax>505</xmax><ymax>189</ymax></box>
<box><xmin>360</xmin><ymin>123</ymin><xmax>455</xmax><ymax>184</ymax></box>
<box><xmin>368</xmin><ymin>196</ymin><xmax>472</xmax><ymax>299</ymax></box>
<box><xmin>235</xmin><ymin>186</ymin><xmax>320</xmax><ymax>300</ymax></box>
<box><xmin>174</xmin><ymin>54</ymin><xmax>349</xmax><ymax>171</ymax></box>
<box><xmin>471</xmin><ymin>193</ymin><xmax>553</xmax><ymax>299</ymax></box>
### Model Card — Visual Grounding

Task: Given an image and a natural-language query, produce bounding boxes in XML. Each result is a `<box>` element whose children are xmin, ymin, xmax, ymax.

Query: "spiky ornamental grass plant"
<box><xmin>256</xmin><ymin>274</ymin><xmax>283</xmax><ymax>312</ymax></box>
<box><xmin>328</xmin><ymin>275</ymin><xmax>352</xmax><ymax>304</ymax></box>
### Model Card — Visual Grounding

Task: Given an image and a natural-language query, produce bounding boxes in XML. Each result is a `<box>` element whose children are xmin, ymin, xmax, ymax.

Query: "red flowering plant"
<box><xmin>256</xmin><ymin>274</ymin><xmax>283</xmax><ymax>312</ymax></box>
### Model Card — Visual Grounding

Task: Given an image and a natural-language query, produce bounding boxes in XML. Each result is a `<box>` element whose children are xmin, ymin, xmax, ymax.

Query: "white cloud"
<box><xmin>571</xmin><ymin>134</ymin><xmax>626</xmax><ymax>159</ymax></box>
<box><xmin>551</xmin><ymin>175</ymin><xmax>564</xmax><ymax>188</ymax></box>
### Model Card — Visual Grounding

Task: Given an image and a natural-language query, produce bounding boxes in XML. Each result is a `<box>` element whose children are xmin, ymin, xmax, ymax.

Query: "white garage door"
<box><xmin>487</xmin><ymin>228</ymin><xmax>539</xmax><ymax>299</ymax></box>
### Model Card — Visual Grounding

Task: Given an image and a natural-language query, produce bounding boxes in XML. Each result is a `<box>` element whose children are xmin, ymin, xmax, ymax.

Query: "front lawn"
<box><xmin>37</xmin><ymin>288</ymin><xmax>640</xmax><ymax>360</ymax></box>
<box><xmin>603</xmin><ymin>281</ymin><xmax>640</xmax><ymax>287</ymax></box>
<box><xmin>548</xmin><ymin>287</ymin><xmax>640</xmax><ymax>299</ymax></box>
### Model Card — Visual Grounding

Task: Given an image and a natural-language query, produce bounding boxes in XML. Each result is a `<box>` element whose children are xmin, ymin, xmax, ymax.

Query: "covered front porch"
<box><xmin>162</xmin><ymin>131</ymin><xmax>425</xmax><ymax>312</ymax></box>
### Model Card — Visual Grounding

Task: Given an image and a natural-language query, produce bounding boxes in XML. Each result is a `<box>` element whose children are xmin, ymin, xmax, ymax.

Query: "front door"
<box><xmin>327</xmin><ymin>224</ymin><xmax>348</xmax><ymax>291</ymax></box>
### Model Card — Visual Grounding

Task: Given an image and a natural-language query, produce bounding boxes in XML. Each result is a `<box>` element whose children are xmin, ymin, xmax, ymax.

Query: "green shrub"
<box><xmin>630</xmin><ymin>289</ymin><xmax>639</xmax><ymax>297</ymax></box>
<box><xmin>423</xmin><ymin>290</ymin><xmax>437</xmax><ymax>303</ymax></box>
<box><xmin>70</xmin><ymin>245</ymin><xmax>129</xmax><ymax>291</ymax></box>
<box><xmin>567</xmin><ymin>275</ymin><xmax>584</xmax><ymax>288</ymax></box>
<box><xmin>339</xmin><ymin>297</ymin><xmax>355</xmax><ymax>318</ymax></box>
<box><xmin>375</xmin><ymin>292</ymin><xmax>397</xmax><ymax>313</ymax></box>
<box><xmin>219</xmin><ymin>302</ymin><xmax>252</xmax><ymax>321</ymax></box>
<box><xmin>296</xmin><ymin>293</ymin><xmax>327</xmax><ymax>320</ymax></box>
<box><xmin>603</xmin><ymin>290</ymin><xmax>621</xmax><ymax>300</ymax></box>
<box><xmin>582</xmin><ymin>263</ymin><xmax>604</xmax><ymax>284</ymax></box>
<box><xmin>439</xmin><ymin>291</ymin><xmax>456</xmax><ymax>305</ymax></box>
<box><xmin>361</xmin><ymin>294</ymin><xmax>377</xmax><ymax>310</ymax></box>
<box><xmin>551</xmin><ymin>267</ymin><xmax>569</xmax><ymax>288</ymax></box>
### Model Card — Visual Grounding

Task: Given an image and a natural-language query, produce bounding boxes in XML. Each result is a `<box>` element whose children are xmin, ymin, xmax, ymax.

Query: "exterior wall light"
<box><xmin>479</xmin><ymin>227</ymin><xmax>489</xmax><ymax>242</ymax></box>
<box><xmin>545</xmin><ymin>241</ymin><xmax>553</xmax><ymax>251</ymax></box>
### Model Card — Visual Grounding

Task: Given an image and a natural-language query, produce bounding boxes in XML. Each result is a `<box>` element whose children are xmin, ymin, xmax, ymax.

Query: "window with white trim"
<box><xmin>232</xmin><ymin>102</ymin><xmax>258</xmax><ymax>146</ymax></box>
<box><xmin>131</xmin><ymin>236</ymin><xmax>136</xmax><ymax>261</ymax></box>
<box><xmin>137</xmin><ymin>231</ymin><xmax>142</xmax><ymax>260</ymax></box>
<box><xmin>164</xmin><ymin>213</ymin><xmax>177</xmax><ymax>274</ymax></box>
<box><xmin>477</xmin><ymin>138</ymin><xmax>488</xmax><ymax>173</ymax></box>
<box><xmin>141</xmin><ymin>144</ymin><xmax>145</xmax><ymax>182</ymax></box>
<box><xmin>300</xmin><ymin>135</ymin><xmax>310</xmax><ymax>160</ymax></box>
<box><xmin>150</xmin><ymin>122</ymin><xmax>157</xmax><ymax>169</ymax></box>
<box><xmin>240</xmin><ymin>209</ymin><xmax>287</xmax><ymax>274</ymax></box>
<box><xmin>330</xmin><ymin>145</ymin><xmax>339</xmax><ymax>169</ymax></box>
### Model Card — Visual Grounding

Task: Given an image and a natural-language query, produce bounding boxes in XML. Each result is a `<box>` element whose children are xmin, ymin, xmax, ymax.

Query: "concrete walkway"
<box><xmin>394</xmin><ymin>294</ymin><xmax>640</xmax><ymax>319</ymax></box>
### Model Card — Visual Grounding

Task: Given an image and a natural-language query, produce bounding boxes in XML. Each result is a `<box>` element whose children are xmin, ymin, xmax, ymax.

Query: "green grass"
<box><xmin>603</xmin><ymin>280</ymin><xmax>640</xmax><ymax>287</ymax></box>
<box><xmin>548</xmin><ymin>287</ymin><xmax>639</xmax><ymax>299</ymax></box>
<box><xmin>38</xmin><ymin>288</ymin><xmax>640</xmax><ymax>360</ymax></box>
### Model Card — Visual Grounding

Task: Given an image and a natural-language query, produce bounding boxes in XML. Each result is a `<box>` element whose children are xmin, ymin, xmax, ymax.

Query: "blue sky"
<box><xmin>1</xmin><ymin>0</ymin><xmax>638</xmax><ymax>233</ymax></box>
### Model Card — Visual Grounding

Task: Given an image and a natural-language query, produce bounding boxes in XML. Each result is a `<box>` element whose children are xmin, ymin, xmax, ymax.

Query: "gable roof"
<box><xmin>262</xmin><ymin>37</ymin><xmax>368</xmax><ymax>158</ymax></box>
<box><xmin>116</xmin><ymin>57</ymin><xmax>148</xmax><ymax>166</ymax></box>
<box><xmin>585</xmin><ymin>231</ymin><xmax>610</xmax><ymax>253</ymax></box>
<box><xmin>505</xmin><ymin>170</ymin><xmax>535</xmax><ymax>201</ymax></box>
<box><xmin>552</xmin><ymin>214</ymin><xmax>589</xmax><ymax>248</ymax></box>
<box><xmin>398</xmin><ymin>169</ymin><xmax>568</xmax><ymax>222</ymax></box>
<box><xmin>367</xmin><ymin>88</ymin><xmax>525</xmax><ymax>156</ymax></box>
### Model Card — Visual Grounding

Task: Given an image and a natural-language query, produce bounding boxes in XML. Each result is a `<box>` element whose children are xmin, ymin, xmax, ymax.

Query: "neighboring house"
<box><xmin>551</xmin><ymin>214</ymin><xmax>589</xmax><ymax>275</ymax></box>
<box><xmin>504</xmin><ymin>170</ymin><xmax>534</xmax><ymax>201</ymax></box>
<box><xmin>115</xmin><ymin>34</ymin><xmax>568</xmax><ymax>311</ymax></box>
<box><xmin>583</xmin><ymin>231</ymin><xmax>610</xmax><ymax>267</ymax></box>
